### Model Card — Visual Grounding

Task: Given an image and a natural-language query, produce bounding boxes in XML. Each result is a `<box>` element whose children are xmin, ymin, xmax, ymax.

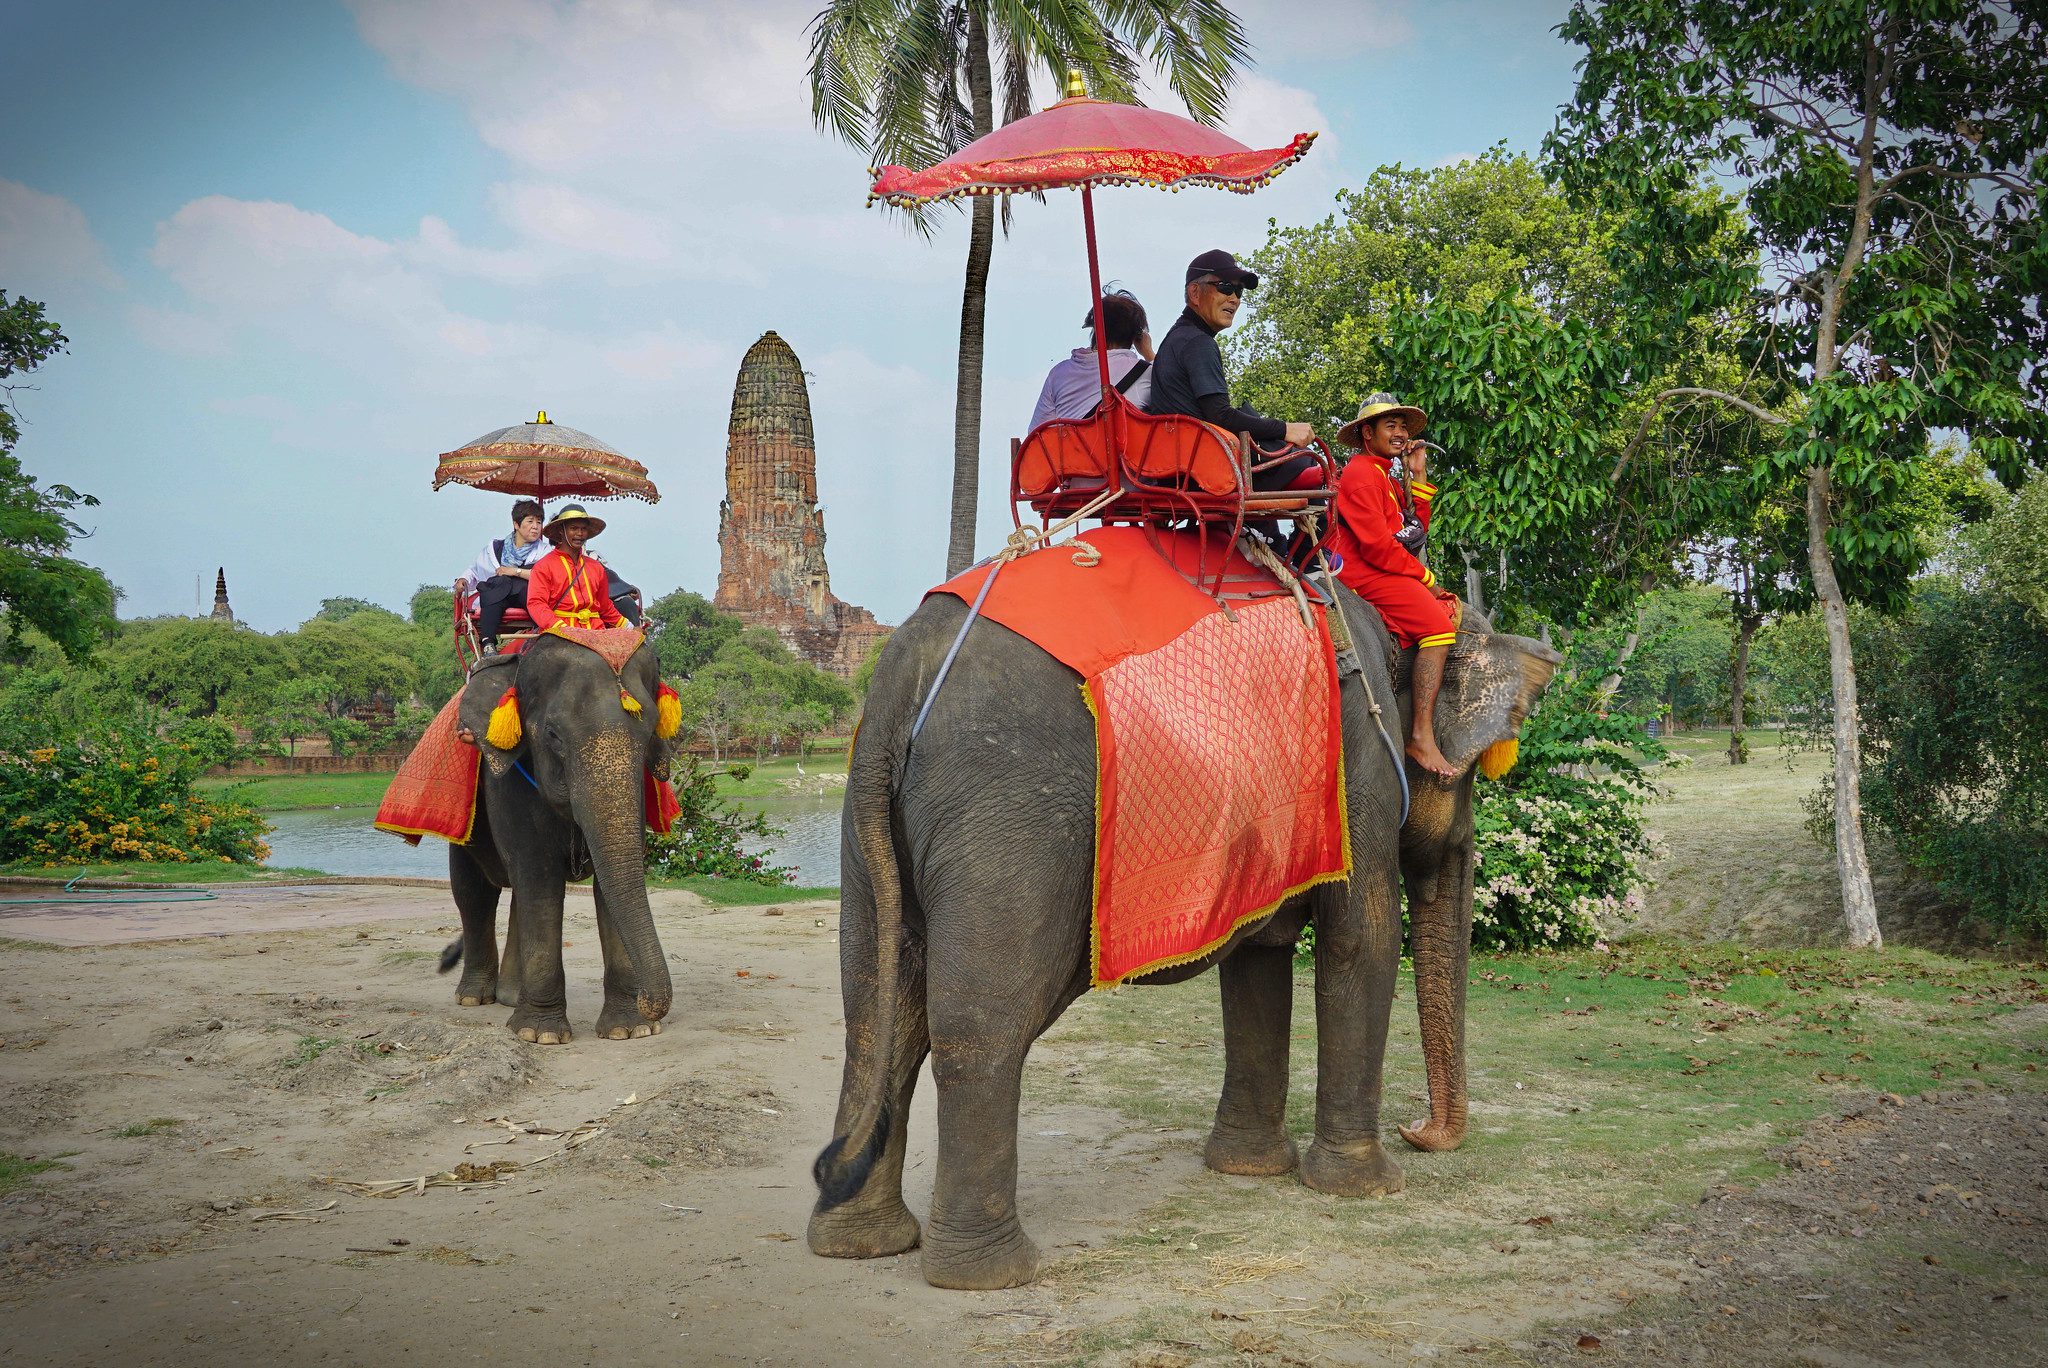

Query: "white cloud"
<box><xmin>489</xmin><ymin>181</ymin><xmax>671</xmax><ymax>263</ymax></box>
<box><xmin>347</xmin><ymin>0</ymin><xmax>816</xmax><ymax>175</ymax></box>
<box><xmin>0</xmin><ymin>179</ymin><xmax>121</xmax><ymax>294</ymax></box>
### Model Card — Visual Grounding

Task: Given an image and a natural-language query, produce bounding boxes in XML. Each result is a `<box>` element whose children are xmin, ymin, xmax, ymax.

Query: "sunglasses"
<box><xmin>1194</xmin><ymin>277</ymin><xmax>1247</xmax><ymax>297</ymax></box>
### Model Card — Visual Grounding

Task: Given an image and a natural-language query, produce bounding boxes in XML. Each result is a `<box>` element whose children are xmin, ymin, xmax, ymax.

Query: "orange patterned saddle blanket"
<box><xmin>931</xmin><ymin>527</ymin><xmax>1349</xmax><ymax>986</ymax></box>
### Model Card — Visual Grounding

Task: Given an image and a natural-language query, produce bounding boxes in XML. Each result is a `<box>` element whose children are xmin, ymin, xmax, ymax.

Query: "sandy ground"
<box><xmin>0</xmin><ymin>886</ymin><xmax>1225</xmax><ymax>1367</ymax></box>
<box><xmin>2</xmin><ymin>885</ymin><xmax>2041</xmax><ymax>1367</ymax></box>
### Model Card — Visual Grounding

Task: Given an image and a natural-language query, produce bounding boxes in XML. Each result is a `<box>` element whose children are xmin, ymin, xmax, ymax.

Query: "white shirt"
<box><xmin>465</xmin><ymin>531</ymin><xmax>550</xmax><ymax>592</ymax></box>
<box><xmin>1028</xmin><ymin>347</ymin><xmax>1152</xmax><ymax>431</ymax></box>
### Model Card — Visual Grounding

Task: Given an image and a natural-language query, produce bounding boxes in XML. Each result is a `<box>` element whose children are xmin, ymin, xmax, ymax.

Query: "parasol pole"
<box><xmin>1081</xmin><ymin>184</ymin><xmax>1111</xmax><ymax>403</ymax></box>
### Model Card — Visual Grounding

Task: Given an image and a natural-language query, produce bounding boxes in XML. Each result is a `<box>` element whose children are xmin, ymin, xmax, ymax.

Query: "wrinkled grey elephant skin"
<box><xmin>436</xmin><ymin>637</ymin><xmax>676</xmax><ymax>1046</ymax></box>
<box><xmin>808</xmin><ymin>582</ymin><xmax>1557</xmax><ymax>1289</ymax></box>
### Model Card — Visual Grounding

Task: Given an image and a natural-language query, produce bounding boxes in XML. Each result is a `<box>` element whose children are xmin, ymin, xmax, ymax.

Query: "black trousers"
<box><xmin>475</xmin><ymin>575</ymin><xmax>527</xmax><ymax>644</ymax></box>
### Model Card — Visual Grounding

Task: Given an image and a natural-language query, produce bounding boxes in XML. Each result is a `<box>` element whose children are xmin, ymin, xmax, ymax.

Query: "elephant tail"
<box><xmin>437</xmin><ymin>938</ymin><xmax>463</xmax><ymax>974</ymax></box>
<box><xmin>811</xmin><ymin>727</ymin><xmax>905</xmax><ymax>1210</ymax></box>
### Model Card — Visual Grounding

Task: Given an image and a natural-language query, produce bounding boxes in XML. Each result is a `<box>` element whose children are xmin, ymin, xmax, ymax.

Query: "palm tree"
<box><xmin>808</xmin><ymin>0</ymin><xmax>1253</xmax><ymax>576</ymax></box>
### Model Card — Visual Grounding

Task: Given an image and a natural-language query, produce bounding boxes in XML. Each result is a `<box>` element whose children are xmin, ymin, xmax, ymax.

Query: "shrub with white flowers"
<box><xmin>1469</xmin><ymin>637</ymin><xmax>1663</xmax><ymax>952</ymax></box>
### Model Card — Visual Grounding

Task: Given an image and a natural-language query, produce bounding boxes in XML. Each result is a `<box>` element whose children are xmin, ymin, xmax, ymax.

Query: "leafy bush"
<box><xmin>1470</xmin><ymin>637</ymin><xmax>1663</xmax><ymax>950</ymax></box>
<box><xmin>644</xmin><ymin>758</ymin><xmax>793</xmax><ymax>886</ymax></box>
<box><xmin>1852</xmin><ymin>574</ymin><xmax>2048</xmax><ymax>937</ymax></box>
<box><xmin>0</xmin><ymin>710</ymin><xmax>270</xmax><ymax>866</ymax></box>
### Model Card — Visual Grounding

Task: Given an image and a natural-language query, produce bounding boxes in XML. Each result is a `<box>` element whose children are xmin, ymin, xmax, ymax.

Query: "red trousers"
<box><xmin>1343</xmin><ymin>565</ymin><xmax>1457</xmax><ymax>649</ymax></box>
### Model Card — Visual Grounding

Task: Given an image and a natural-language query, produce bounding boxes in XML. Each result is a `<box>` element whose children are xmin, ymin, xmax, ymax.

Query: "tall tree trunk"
<box><xmin>1804</xmin><ymin>29</ymin><xmax>1886</xmax><ymax>950</ymax></box>
<box><xmin>944</xmin><ymin>12</ymin><xmax>997</xmax><ymax>577</ymax></box>
<box><xmin>1460</xmin><ymin>548</ymin><xmax>1487</xmax><ymax>616</ymax></box>
<box><xmin>1806</xmin><ymin>468</ymin><xmax>1882</xmax><ymax>947</ymax></box>
<box><xmin>1596</xmin><ymin>602</ymin><xmax>1647</xmax><ymax>710</ymax></box>
<box><xmin>1728</xmin><ymin>612</ymin><xmax>1757</xmax><ymax>765</ymax></box>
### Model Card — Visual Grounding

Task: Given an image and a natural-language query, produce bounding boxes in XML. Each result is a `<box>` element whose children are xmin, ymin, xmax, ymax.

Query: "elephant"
<box><xmin>435</xmin><ymin>635</ymin><xmax>676</xmax><ymax>1045</ymax></box>
<box><xmin>807</xmin><ymin>580</ymin><xmax>1558</xmax><ymax>1289</ymax></box>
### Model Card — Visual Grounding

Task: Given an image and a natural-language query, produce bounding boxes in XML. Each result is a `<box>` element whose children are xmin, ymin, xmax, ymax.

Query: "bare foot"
<box><xmin>454</xmin><ymin>727</ymin><xmax>477</xmax><ymax>747</ymax></box>
<box><xmin>1405</xmin><ymin>736</ymin><xmax>1458</xmax><ymax>781</ymax></box>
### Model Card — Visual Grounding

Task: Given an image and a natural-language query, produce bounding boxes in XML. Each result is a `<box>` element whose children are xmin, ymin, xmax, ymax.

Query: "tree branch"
<box><xmin>1611</xmin><ymin>388</ymin><xmax>1791</xmax><ymax>482</ymax></box>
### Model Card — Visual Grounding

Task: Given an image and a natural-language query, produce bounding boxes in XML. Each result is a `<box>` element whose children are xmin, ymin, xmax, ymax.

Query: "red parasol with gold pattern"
<box><xmin>869</xmin><ymin>71</ymin><xmax>1314</xmax><ymax>404</ymax></box>
<box><xmin>432</xmin><ymin>411</ymin><xmax>659</xmax><ymax>508</ymax></box>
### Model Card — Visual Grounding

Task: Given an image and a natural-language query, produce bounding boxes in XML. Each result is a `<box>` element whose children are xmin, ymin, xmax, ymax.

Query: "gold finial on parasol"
<box><xmin>533</xmin><ymin>410</ymin><xmax>551</xmax><ymax>424</ymax></box>
<box><xmin>1064</xmin><ymin>68</ymin><xmax>1088</xmax><ymax>100</ymax></box>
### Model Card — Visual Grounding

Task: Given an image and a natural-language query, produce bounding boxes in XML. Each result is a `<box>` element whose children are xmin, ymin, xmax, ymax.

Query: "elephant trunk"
<box><xmin>1401</xmin><ymin>845</ymin><xmax>1471</xmax><ymax>1152</ymax></box>
<box><xmin>573</xmin><ymin>752</ymin><xmax>672</xmax><ymax>1022</ymax></box>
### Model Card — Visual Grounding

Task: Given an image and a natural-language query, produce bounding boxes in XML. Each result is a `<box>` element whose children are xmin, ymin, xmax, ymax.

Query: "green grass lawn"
<box><xmin>1023</xmin><ymin>938</ymin><xmax>2047</xmax><ymax>1363</ymax></box>
<box><xmin>650</xmin><ymin>874</ymin><xmax>838</xmax><ymax>905</ymax></box>
<box><xmin>197</xmin><ymin>772</ymin><xmax>395</xmax><ymax>810</ymax></box>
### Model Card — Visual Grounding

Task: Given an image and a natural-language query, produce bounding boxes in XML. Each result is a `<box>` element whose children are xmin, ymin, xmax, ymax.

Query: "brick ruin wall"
<box><xmin>713</xmin><ymin>331</ymin><xmax>890</xmax><ymax>679</ymax></box>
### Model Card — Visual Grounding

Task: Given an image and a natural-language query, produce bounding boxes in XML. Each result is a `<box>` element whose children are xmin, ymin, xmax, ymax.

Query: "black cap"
<box><xmin>1185</xmin><ymin>248</ymin><xmax>1258</xmax><ymax>290</ymax></box>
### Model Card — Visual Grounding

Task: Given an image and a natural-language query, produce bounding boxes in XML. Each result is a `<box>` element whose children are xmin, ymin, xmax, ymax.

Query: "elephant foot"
<box><xmin>1203</xmin><ymin>1122</ymin><xmax>1299</xmax><ymax>1177</ymax></box>
<box><xmin>1398</xmin><ymin>1117</ymin><xmax>1466</xmax><ymax>1152</ymax></box>
<box><xmin>1300</xmin><ymin>1138</ymin><xmax>1405</xmax><ymax>1198</ymax></box>
<box><xmin>807</xmin><ymin>1199</ymin><xmax>921</xmax><ymax>1260</ymax></box>
<box><xmin>507</xmin><ymin>1006</ymin><xmax>573</xmax><ymax>1046</ymax></box>
<box><xmin>922</xmin><ymin>1221</ymin><xmax>1040</xmax><ymax>1291</ymax></box>
<box><xmin>596</xmin><ymin>1003</ymin><xmax>664</xmax><ymax>1041</ymax></box>
<box><xmin>455</xmin><ymin>978</ymin><xmax>497</xmax><ymax>1008</ymax></box>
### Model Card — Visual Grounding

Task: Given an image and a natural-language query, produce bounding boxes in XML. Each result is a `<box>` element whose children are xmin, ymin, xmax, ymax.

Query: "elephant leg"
<box><xmin>1402</xmin><ymin>843</ymin><xmax>1473</xmax><ymax>1151</ymax></box>
<box><xmin>594</xmin><ymin>879</ymin><xmax>663</xmax><ymax>1041</ymax></box>
<box><xmin>1205</xmin><ymin>942</ymin><xmax>1299</xmax><ymax>1176</ymax></box>
<box><xmin>502</xmin><ymin>856</ymin><xmax>571</xmax><ymax>1044</ymax></box>
<box><xmin>923</xmin><ymin>1020</ymin><xmax>1041</xmax><ymax>1291</ymax></box>
<box><xmin>496</xmin><ymin>895</ymin><xmax>522</xmax><ymax>1008</ymax></box>
<box><xmin>807</xmin><ymin>971</ymin><xmax>929</xmax><ymax>1259</ymax></box>
<box><xmin>1299</xmin><ymin>874</ymin><xmax>1406</xmax><ymax>1198</ymax></box>
<box><xmin>450</xmin><ymin>850</ymin><xmax>502</xmax><ymax>1007</ymax></box>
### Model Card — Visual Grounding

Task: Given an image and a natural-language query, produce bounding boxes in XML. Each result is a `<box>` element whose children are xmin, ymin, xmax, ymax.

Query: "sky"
<box><xmin>1</xmin><ymin>0</ymin><xmax>1583</xmax><ymax>632</ymax></box>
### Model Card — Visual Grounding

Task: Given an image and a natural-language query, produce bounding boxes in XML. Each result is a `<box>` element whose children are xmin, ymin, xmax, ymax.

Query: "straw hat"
<box><xmin>542</xmin><ymin>504</ymin><xmax>607</xmax><ymax>543</ymax></box>
<box><xmin>1334</xmin><ymin>392</ymin><xmax>1428</xmax><ymax>450</ymax></box>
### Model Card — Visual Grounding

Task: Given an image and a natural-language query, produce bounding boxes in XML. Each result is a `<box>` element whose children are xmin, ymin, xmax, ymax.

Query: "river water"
<box><xmin>263</xmin><ymin>792</ymin><xmax>844</xmax><ymax>887</ymax></box>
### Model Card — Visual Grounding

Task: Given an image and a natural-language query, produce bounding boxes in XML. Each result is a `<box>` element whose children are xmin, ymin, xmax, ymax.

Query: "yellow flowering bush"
<box><xmin>0</xmin><ymin>711</ymin><xmax>268</xmax><ymax>866</ymax></box>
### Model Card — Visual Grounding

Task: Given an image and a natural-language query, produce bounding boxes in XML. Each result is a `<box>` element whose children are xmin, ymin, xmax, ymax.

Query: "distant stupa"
<box><xmin>713</xmin><ymin>331</ymin><xmax>889</xmax><ymax>679</ymax></box>
<box><xmin>209</xmin><ymin>568</ymin><xmax>235</xmax><ymax>623</ymax></box>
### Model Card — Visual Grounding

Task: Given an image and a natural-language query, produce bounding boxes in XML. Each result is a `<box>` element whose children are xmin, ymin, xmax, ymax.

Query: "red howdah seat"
<box><xmin>454</xmin><ymin>577</ymin><xmax>537</xmax><ymax>670</ymax></box>
<box><xmin>1011</xmin><ymin>390</ymin><xmax>1332</xmax><ymax>532</ymax></box>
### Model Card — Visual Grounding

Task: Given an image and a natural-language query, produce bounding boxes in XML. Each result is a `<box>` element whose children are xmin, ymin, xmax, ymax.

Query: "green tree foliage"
<box><xmin>288</xmin><ymin>615</ymin><xmax>417</xmax><ymax>717</ymax></box>
<box><xmin>106</xmin><ymin>617</ymin><xmax>293</xmax><ymax>717</ymax></box>
<box><xmin>1546</xmin><ymin>0</ymin><xmax>2048</xmax><ymax>947</ymax></box>
<box><xmin>1978</xmin><ymin>475</ymin><xmax>2048</xmax><ymax>624</ymax></box>
<box><xmin>1233</xmin><ymin>149</ymin><xmax>1764</xmax><ymax>624</ymax></box>
<box><xmin>313</xmin><ymin>596</ymin><xmax>391</xmax><ymax>622</ymax></box>
<box><xmin>0</xmin><ymin>293</ymin><xmax>117</xmax><ymax>662</ymax></box>
<box><xmin>1601</xmin><ymin>585</ymin><xmax>1737</xmax><ymax>727</ymax></box>
<box><xmin>672</xmin><ymin>627</ymin><xmax>857</xmax><ymax>759</ymax></box>
<box><xmin>644</xmin><ymin>588</ymin><xmax>742</xmax><ymax>679</ymax></box>
<box><xmin>408</xmin><ymin>583</ymin><xmax>454</xmax><ymax>628</ymax></box>
<box><xmin>808</xmin><ymin>0</ymin><xmax>1252</xmax><ymax>575</ymax></box>
<box><xmin>1854</xmin><ymin>573</ymin><xmax>2048</xmax><ymax>937</ymax></box>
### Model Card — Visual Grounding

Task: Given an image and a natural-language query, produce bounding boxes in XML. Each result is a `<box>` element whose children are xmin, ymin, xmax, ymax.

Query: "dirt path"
<box><xmin>2</xmin><ymin>888</ymin><xmax>2041</xmax><ymax>1366</ymax></box>
<box><xmin>0</xmin><ymin>888</ymin><xmax>1201</xmax><ymax>1367</ymax></box>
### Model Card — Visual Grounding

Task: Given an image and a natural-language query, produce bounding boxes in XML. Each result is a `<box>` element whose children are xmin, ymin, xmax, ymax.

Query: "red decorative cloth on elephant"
<box><xmin>931</xmin><ymin>526</ymin><xmax>1349</xmax><ymax>986</ymax></box>
<box><xmin>374</xmin><ymin>624</ymin><xmax>682</xmax><ymax>844</ymax></box>
<box><xmin>373</xmin><ymin>693</ymin><xmax>480</xmax><ymax>845</ymax></box>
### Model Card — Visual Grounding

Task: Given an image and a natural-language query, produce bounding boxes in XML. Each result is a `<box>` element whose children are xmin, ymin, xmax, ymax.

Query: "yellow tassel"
<box><xmin>485</xmin><ymin>687</ymin><xmax>522</xmax><ymax>750</ymax></box>
<box><xmin>655</xmin><ymin>684</ymin><xmax>681</xmax><ymax>740</ymax></box>
<box><xmin>619</xmin><ymin>686</ymin><xmax>642</xmax><ymax>716</ymax></box>
<box><xmin>1478</xmin><ymin>737</ymin><xmax>1519</xmax><ymax>780</ymax></box>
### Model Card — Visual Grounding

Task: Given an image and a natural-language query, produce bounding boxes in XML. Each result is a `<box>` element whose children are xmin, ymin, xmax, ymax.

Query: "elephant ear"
<box><xmin>457</xmin><ymin>656</ymin><xmax>525</xmax><ymax>779</ymax></box>
<box><xmin>1435</xmin><ymin>632</ymin><xmax>1563</xmax><ymax>775</ymax></box>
